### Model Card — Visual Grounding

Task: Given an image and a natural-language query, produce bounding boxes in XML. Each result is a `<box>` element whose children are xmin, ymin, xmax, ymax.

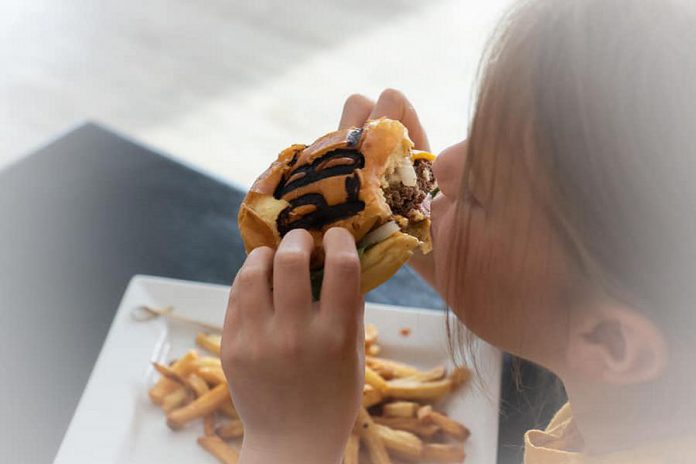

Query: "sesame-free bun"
<box><xmin>238</xmin><ymin>118</ymin><xmax>431</xmax><ymax>294</ymax></box>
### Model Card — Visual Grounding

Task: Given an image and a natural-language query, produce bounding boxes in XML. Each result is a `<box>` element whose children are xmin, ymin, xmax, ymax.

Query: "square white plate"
<box><xmin>54</xmin><ymin>275</ymin><xmax>501</xmax><ymax>464</ymax></box>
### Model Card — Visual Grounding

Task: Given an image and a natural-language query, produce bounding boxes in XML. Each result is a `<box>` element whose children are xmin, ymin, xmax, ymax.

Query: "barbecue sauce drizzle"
<box><xmin>274</xmin><ymin>145</ymin><xmax>366</xmax><ymax>236</ymax></box>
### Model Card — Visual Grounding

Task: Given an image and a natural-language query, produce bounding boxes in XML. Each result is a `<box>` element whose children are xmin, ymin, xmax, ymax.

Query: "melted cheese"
<box><xmin>411</xmin><ymin>150</ymin><xmax>436</xmax><ymax>162</ymax></box>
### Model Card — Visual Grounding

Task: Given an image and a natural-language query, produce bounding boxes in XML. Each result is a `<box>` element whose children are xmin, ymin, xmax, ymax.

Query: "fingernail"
<box><xmin>284</xmin><ymin>229</ymin><xmax>310</xmax><ymax>243</ymax></box>
<box><xmin>285</xmin><ymin>229</ymin><xmax>305</xmax><ymax>238</ymax></box>
<box><xmin>248</xmin><ymin>246</ymin><xmax>271</xmax><ymax>258</ymax></box>
<box><xmin>280</xmin><ymin>229</ymin><xmax>314</xmax><ymax>252</ymax></box>
<box><xmin>325</xmin><ymin>227</ymin><xmax>346</xmax><ymax>239</ymax></box>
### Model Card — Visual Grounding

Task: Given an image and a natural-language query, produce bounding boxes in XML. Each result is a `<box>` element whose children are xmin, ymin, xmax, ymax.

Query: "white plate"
<box><xmin>54</xmin><ymin>275</ymin><xmax>501</xmax><ymax>464</ymax></box>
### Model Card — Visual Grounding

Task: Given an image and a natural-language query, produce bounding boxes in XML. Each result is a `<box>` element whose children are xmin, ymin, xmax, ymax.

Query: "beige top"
<box><xmin>524</xmin><ymin>403</ymin><xmax>696</xmax><ymax>464</ymax></box>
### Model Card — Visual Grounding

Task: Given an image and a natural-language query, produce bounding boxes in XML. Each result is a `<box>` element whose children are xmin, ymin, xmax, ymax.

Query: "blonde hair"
<box><xmin>453</xmin><ymin>0</ymin><xmax>696</xmax><ymax>345</ymax></box>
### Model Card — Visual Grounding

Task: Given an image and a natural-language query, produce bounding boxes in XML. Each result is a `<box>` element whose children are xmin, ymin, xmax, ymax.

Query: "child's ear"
<box><xmin>566</xmin><ymin>301</ymin><xmax>668</xmax><ymax>385</ymax></box>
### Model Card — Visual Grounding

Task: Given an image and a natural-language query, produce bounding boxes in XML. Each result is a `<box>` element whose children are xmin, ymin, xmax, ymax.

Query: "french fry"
<box><xmin>363</xmin><ymin>384</ymin><xmax>383</xmax><ymax>408</ymax></box>
<box><xmin>417</xmin><ymin>405</ymin><xmax>432</xmax><ymax>420</ymax></box>
<box><xmin>385</xmin><ymin>377</ymin><xmax>453</xmax><ymax>401</ymax></box>
<box><xmin>155</xmin><ymin>362</ymin><xmax>217</xmax><ymax>399</ymax></box>
<box><xmin>149</xmin><ymin>351</ymin><xmax>198</xmax><ymax>405</ymax></box>
<box><xmin>365</xmin><ymin>366</ymin><xmax>388</xmax><ymax>392</ymax></box>
<box><xmin>219</xmin><ymin>399</ymin><xmax>238</xmax><ymax>419</ymax></box>
<box><xmin>196</xmin><ymin>366</ymin><xmax>227</xmax><ymax>386</ymax></box>
<box><xmin>168</xmin><ymin>350</ymin><xmax>200</xmax><ymax>372</ymax></box>
<box><xmin>167</xmin><ymin>383</ymin><xmax>230</xmax><ymax>430</ymax></box>
<box><xmin>152</xmin><ymin>362</ymin><xmax>189</xmax><ymax>385</ymax></box>
<box><xmin>148</xmin><ymin>325</ymin><xmax>473</xmax><ymax>464</ymax></box>
<box><xmin>343</xmin><ymin>433</ymin><xmax>360</xmax><ymax>464</ymax></box>
<box><xmin>365</xmin><ymin>324</ymin><xmax>379</xmax><ymax>347</ymax></box>
<box><xmin>450</xmin><ymin>366</ymin><xmax>471</xmax><ymax>388</ymax></box>
<box><xmin>203</xmin><ymin>414</ymin><xmax>216</xmax><ymax>436</ymax></box>
<box><xmin>405</xmin><ymin>365</ymin><xmax>446</xmax><ymax>382</ymax></box>
<box><xmin>150</xmin><ymin>380</ymin><xmax>179</xmax><ymax>405</ymax></box>
<box><xmin>382</xmin><ymin>401</ymin><xmax>419</xmax><ymax>418</ymax></box>
<box><xmin>197</xmin><ymin>435</ymin><xmax>240</xmax><ymax>464</ymax></box>
<box><xmin>366</xmin><ymin>357</ymin><xmax>421</xmax><ymax>379</ymax></box>
<box><xmin>367</xmin><ymin>344</ymin><xmax>382</xmax><ymax>357</ymax></box>
<box><xmin>357</xmin><ymin>407</ymin><xmax>392</xmax><ymax>464</ymax></box>
<box><xmin>422</xmin><ymin>443</ymin><xmax>466</xmax><ymax>463</ymax></box>
<box><xmin>374</xmin><ymin>424</ymin><xmax>423</xmax><ymax>460</ymax></box>
<box><xmin>196</xmin><ymin>333</ymin><xmax>222</xmax><ymax>356</ymax></box>
<box><xmin>162</xmin><ymin>386</ymin><xmax>190</xmax><ymax>413</ymax></box>
<box><xmin>216</xmin><ymin>419</ymin><xmax>244</xmax><ymax>439</ymax></box>
<box><xmin>417</xmin><ymin>406</ymin><xmax>470</xmax><ymax>440</ymax></box>
<box><xmin>187</xmin><ymin>373</ymin><xmax>210</xmax><ymax>397</ymax></box>
<box><xmin>372</xmin><ymin>416</ymin><xmax>440</xmax><ymax>438</ymax></box>
<box><xmin>195</xmin><ymin>357</ymin><xmax>223</xmax><ymax>369</ymax></box>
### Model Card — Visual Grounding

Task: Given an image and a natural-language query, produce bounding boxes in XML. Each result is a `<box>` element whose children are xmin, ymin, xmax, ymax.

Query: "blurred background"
<box><xmin>1</xmin><ymin>0</ymin><xmax>511</xmax><ymax>186</ymax></box>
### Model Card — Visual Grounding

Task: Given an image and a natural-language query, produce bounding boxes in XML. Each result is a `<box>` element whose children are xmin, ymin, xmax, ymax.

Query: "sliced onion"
<box><xmin>419</xmin><ymin>194</ymin><xmax>432</xmax><ymax>216</ymax></box>
<box><xmin>359</xmin><ymin>221</ymin><xmax>401</xmax><ymax>249</ymax></box>
<box><xmin>397</xmin><ymin>159</ymin><xmax>418</xmax><ymax>187</ymax></box>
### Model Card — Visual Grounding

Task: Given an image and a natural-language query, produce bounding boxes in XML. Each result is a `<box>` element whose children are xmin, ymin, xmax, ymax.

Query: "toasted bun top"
<box><xmin>239</xmin><ymin>119</ymin><xmax>415</xmax><ymax>257</ymax></box>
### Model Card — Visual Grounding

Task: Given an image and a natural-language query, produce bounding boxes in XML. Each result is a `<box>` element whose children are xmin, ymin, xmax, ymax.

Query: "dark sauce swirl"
<box><xmin>274</xmin><ymin>149</ymin><xmax>365</xmax><ymax>198</ymax></box>
<box><xmin>274</xmin><ymin>147</ymin><xmax>366</xmax><ymax>236</ymax></box>
<box><xmin>276</xmin><ymin>175</ymin><xmax>365</xmax><ymax>235</ymax></box>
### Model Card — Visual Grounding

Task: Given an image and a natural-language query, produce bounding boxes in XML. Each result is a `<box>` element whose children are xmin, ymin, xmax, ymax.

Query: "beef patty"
<box><xmin>383</xmin><ymin>159</ymin><xmax>435</xmax><ymax>219</ymax></box>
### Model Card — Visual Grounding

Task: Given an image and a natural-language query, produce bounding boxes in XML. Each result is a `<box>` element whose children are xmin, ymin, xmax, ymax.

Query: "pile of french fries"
<box><xmin>148</xmin><ymin>324</ymin><xmax>471</xmax><ymax>464</ymax></box>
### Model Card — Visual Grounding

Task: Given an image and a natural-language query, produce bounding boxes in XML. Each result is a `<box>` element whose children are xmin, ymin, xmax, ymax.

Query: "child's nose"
<box><xmin>433</xmin><ymin>139</ymin><xmax>468</xmax><ymax>196</ymax></box>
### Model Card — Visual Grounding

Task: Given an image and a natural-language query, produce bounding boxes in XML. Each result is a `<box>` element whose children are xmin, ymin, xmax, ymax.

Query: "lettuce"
<box><xmin>310</xmin><ymin>245</ymin><xmax>367</xmax><ymax>301</ymax></box>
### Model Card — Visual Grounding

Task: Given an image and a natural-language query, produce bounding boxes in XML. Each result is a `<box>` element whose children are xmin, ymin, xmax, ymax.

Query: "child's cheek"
<box><xmin>430</xmin><ymin>196</ymin><xmax>462</xmax><ymax>297</ymax></box>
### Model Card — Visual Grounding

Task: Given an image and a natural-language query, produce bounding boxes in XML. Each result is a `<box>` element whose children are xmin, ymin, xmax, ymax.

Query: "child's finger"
<box><xmin>369</xmin><ymin>88</ymin><xmax>430</xmax><ymax>151</ymax></box>
<box><xmin>320</xmin><ymin>228</ymin><xmax>362</xmax><ymax>332</ymax></box>
<box><xmin>273</xmin><ymin>229</ymin><xmax>314</xmax><ymax>322</ymax></box>
<box><xmin>225</xmin><ymin>246</ymin><xmax>274</xmax><ymax>329</ymax></box>
<box><xmin>339</xmin><ymin>94</ymin><xmax>375</xmax><ymax>129</ymax></box>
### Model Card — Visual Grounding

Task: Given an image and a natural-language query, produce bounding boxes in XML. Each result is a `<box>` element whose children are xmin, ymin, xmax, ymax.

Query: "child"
<box><xmin>220</xmin><ymin>0</ymin><xmax>696</xmax><ymax>462</ymax></box>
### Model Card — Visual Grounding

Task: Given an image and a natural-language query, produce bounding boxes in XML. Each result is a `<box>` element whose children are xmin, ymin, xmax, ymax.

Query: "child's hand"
<box><xmin>339</xmin><ymin>88</ymin><xmax>430</xmax><ymax>151</ymax></box>
<box><xmin>221</xmin><ymin>228</ymin><xmax>365</xmax><ymax>464</ymax></box>
<box><xmin>340</xmin><ymin>89</ymin><xmax>436</xmax><ymax>288</ymax></box>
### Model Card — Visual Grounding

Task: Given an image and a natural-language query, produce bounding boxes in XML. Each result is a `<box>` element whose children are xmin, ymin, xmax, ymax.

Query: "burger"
<box><xmin>238</xmin><ymin>118</ymin><xmax>436</xmax><ymax>297</ymax></box>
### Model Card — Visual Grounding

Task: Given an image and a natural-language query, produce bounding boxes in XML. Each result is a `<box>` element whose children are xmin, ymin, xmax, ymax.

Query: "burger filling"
<box><xmin>383</xmin><ymin>158</ymin><xmax>435</xmax><ymax>222</ymax></box>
